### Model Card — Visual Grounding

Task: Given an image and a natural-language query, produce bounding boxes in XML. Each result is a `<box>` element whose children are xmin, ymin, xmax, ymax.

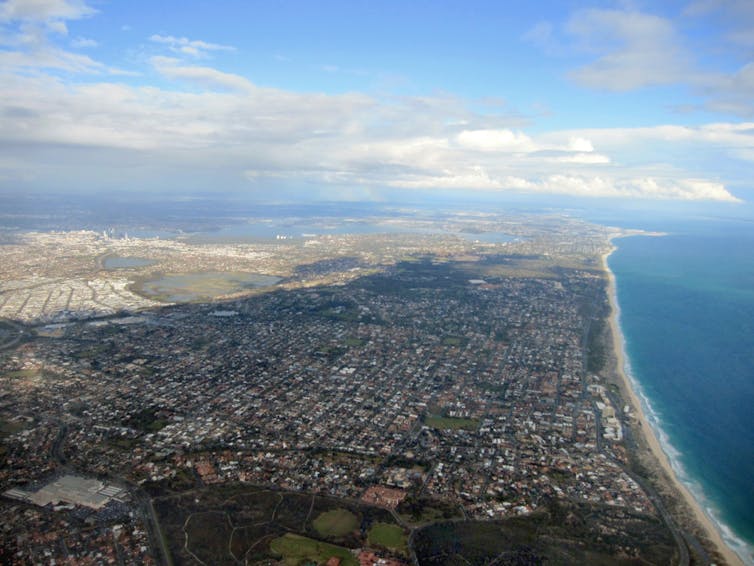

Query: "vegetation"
<box><xmin>125</xmin><ymin>407</ymin><xmax>168</xmax><ymax>432</ymax></box>
<box><xmin>270</xmin><ymin>533</ymin><xmax>358</xmax><ymax>566</ymax></box>
<box><xmin>344</xmin><ymin>336</ymin><xmax>364</xmax><ymax>347</ymax></box>
<box><xmin>0</xmin><ymin>418</ymin><xmax>24</xmax><ymax>463</ymax></box>
<box><xmin>141</xmin><ymin>467</ymin><xmax>197</xmax><ymax>496</ymax></box>
<box><xmin>273</xmin><ymin>492</ymin><xmax>312</xmax><ymax>531</ymax></box>
<box><xmin>107</xmin><ymin>436</ymin><xmax>139</xmax><ymax>450</ymax></box>
<box><xmin>587</xmin><ymin>316</ymin><xmax>609</xmax><ymax>374</ymax></box>
<box><xmin>0</xmin><ymin>419</ymin><xmax>24</xmax><ymax>437</ymax></box>
<box><xmin>441</xmin><ymin>336</ymin><xmax>466</xmax><ymax>347</ymax></box>
<box><xmin>154</xmin><ymin>486</ymin><xmax>401</xmax><ymax>564</ymax></box>
<box><xmin>397</xmin><ymin>496</ymin><xmax>463</xmax><ymax>525</ymax></box>
<box><xmin>413</xmin><ymin>498</ymin><xmax>676</xmax><ymax>566</ymax></box>
<box><xmin>230</xmin><ymin>523</ymin><xmax>283</xmax><ymax>562</ymax></box>
<box><xmin>2</xmin><ymin>369</ymin><xmax>40</xmax><ymax>380</ymax></box>
<box><xmin>185</xmin><ymin>512</ymin><xmax>234</xmax><ymax>564</ymax></box>
<box><xmin>367</xmin><ymin>523</ymin><xmax>407</xmax><ymax>554</ymax></box>
<box><xmin>312</xmin><ymin>509</ymin><xmax>359</xmax><ymax>538</ymax></box>
<box><xmin>425</xmin><ymin>414</ymin><xmax>480</xmax><ymax>431</ymax></box>
<box><xmin>312</xmin><ymin>344</ymin><xmax>347</xmax><ymax>362</ymax></box>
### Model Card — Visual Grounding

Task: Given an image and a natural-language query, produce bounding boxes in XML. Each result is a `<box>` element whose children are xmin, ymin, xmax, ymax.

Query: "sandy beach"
<box><xmin>602</xmin><ymin>243</ymin><xmax>744</xmax><ymax>566</ymax></box>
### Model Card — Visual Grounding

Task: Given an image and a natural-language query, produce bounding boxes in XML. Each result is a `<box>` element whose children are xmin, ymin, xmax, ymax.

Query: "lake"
<box><xmin>138</xmin><ymin>272</ymin><xmax>281</xmax><ymax>302</ymax></box>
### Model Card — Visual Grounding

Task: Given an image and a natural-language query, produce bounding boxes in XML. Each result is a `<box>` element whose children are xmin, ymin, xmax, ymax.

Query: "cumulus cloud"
<box><xmin>386</xmin><ymin>172</ymin><xmax>737</xmax><ymax>201</ymax></box>
<box><xmin>537</xmin><ymin>175</ymin><xmax>738</xmax><ymax>202</ymax></box>
<box><xmin>456</xmin><ymin>129</ymin><xmax>538</xmax><ymax>153</ymax></box>
<box><xmin>452</xmin><ymin>130</ymin><xmax>611</xmax><ymax>165</ymax></box>
<box><xmin>549</xmin><ymin>122</ymin><xmax>754</xmax><ymax>154</ymax></box>
<box><xmin>555</xmin><ymin>153</ymin><xmax>610</xmax><ymax>164</ymax></box>
<box><xmin>0</xmin><ymin>2</ymin><xmax>743</xmax><ymax>204</ymax></box>
<box><xmin>567</xmin><ymin>137</ymin><xmax>594</xmax><ymax>152</ymax></box>
<box><xmin>0</xmin><ymin>66</ymin><xmax>741</xmax><ymax>202</ymax></box>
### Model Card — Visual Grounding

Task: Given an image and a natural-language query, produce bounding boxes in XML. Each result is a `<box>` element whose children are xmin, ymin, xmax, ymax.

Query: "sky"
<box><xmin>1</xmin><ymin>0</ymin><xmax>754</xmax><ymax>209</ymax></box>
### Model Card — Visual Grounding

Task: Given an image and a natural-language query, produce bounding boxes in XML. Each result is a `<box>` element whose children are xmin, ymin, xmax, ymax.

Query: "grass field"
<box><xmin>270</xmin><ymin>533</ymin><xmax>358</xmax><ymax>566</ymax></box>
<box><xmin>312</xmin><ymin>508</ymin><xmax>359</xmax><ymax>538</ymax></box>
<box><xmin>367</xmin><ymin>523</ymin><xmax>407</xmax><ymax>553</ymax></box>
<box><xmin>154</xmin><ymin>485</ymin><xmax>400</xmax><ymax>564</ymax></box>
<box><xmin>0</xmin><ymin>419</ymin><xmax>23</xmax><ymax>436</ymax></box>
<box><xmin>2</xmin><ymin>369</ymin><xmax>41</xmax><ymax>380</ymax></box>
<box><xmin>425</xmin><ymin>414</ymin><xmax>480</xmax><ymax>431</ymax></box>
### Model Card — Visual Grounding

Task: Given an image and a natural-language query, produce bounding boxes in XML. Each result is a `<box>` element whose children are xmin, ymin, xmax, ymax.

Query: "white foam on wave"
<box><xmin>609</xmin><ymin>256</ymin><xmax>754</xmax><ymax>565</ymax></box>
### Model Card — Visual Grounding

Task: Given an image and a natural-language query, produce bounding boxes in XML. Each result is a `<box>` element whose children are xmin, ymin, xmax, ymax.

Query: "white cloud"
<box><xmin>697</xmin><ymin>63</ymin><xmax>754</xmax><ymax>116</ymax></box>
<box><xmin>71</xmin><ymin>36</ymin><xmax>96</xmax><ymax>48</ymax></box>
<box><xmin>456</xmin><ymin>129</ymin><xmax>538</xmax><ymax>153</ymax></box>
<box><xmin>454</xmin><ymin>130</ymin><xmax>606</xmax><ymax>159</ymax></box>
<box><xmin>567</xmin><ymin>137</ymin><xmax>594</xmax><ymax>152</ymax></box>
<box><xmin>549</xmin><ymin>122</ymin><xmax>754</xmax><ymax>154</ymax></box>
<box><xmin>555</xmin><ymin>153</ymin><xmax>610</xmax><ymax>164</ymax></box>
<box><xmin>389</xmin><ymin>169</ymin><xmax>506</xmax><ymax>190</ymax></box>
<box><xmin>386</xmin><ymin>172</ymin><xmax>737</xmax><ymax>201</ymax></box>
<box><xmin>0</xmin><ymin>44</ymin><xmax>105</xmax><ymax>72</ymax></box>
<box><xmin>150</xmin><ymin>56</ymin><xmax>254</xmax><ymax>92</ymax></box>
<box><xmin>0</xmin><ymin>68</ymin><xmax>740</xmax><ymax>202</ymax></box>
<box><xmin>0</xmin><ymin>0</ymin><xmax>132</xmax><ymax>75</ymax></box>
<box><xmin>0</xmin><ymin>66</ymin><xmax>741</xmax><ymax>202</ymax></box>
<box><xmin>685</xmin><ymin>0</ymin><xmax>754</xmax><ymax>48</ymax></box>
<box><xmin>0</xmin><ymin>0</ymin><xmax>96</xmax><ymax>23</ymax></box>
<box><xmin>566</xmin><ymin>9</ymin><xmax>690</xmax><ymax>91</ymax></box>
<box><xmin>538</xmin><ymin>175</ymin><xmax>738</xmax><ymax>201</ymax></box>
<box><xmin>0</xmin><ymin>2</ymin><xmax>746</xmax><ymax>204</ymax></box>
<box><xmin>530</xmin><ymin>5</ymin><xmax>754</xmax><ymax>116</ymax></box>
<box><xmin>149</xmin><ymin>34</ymin><xmax>235</xmax><ymax>58</ymax></box>
<box><xmin>0</xmin><ymin>4</ymin><xmax>744</xmax><ymax>206</ymax></box>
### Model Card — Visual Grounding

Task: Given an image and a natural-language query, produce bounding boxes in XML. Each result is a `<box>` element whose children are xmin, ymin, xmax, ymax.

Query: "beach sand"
<box><xmin>602</xmin><ymin>244</ymin><xmax>743</xmax><ymax>566</ymax></box>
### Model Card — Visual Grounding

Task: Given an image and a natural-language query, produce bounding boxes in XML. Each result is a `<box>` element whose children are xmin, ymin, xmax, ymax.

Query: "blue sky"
<box><xmin>1</xmin><ymin>0</ymin><xmax>753</xmax><ymax>207</ymax></box>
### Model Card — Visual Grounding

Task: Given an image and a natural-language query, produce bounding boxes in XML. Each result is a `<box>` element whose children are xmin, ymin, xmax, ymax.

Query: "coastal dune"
<box><xmin>602</xmin><ymin>243</ymin><xmax>744</xmax><ymax>566</ymax></box>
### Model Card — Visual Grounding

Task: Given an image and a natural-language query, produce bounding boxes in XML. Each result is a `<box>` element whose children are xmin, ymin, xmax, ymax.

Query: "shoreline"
<box><xmin>601</xmin><ymin>242</ymin><xmax>744</xmax><ymax>566</ymax></box>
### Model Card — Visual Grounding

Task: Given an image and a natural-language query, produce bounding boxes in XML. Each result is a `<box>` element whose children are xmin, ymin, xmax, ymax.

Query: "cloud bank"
<box><xmin>0</xmin><ymin>1</ymin><xmax>746</xmax><ymax>203</ymax></box>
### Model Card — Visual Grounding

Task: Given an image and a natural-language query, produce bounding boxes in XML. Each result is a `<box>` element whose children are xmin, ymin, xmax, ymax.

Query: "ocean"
<box><xmin>607</xmin><ymin>218</ymin><xmax>754</xmax><ymax>564</ymax></box>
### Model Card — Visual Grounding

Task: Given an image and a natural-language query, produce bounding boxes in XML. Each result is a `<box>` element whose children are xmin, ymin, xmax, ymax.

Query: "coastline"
<box><xmin>601</xmin><ymin>242</ymin><xmax>744</xmax><ymax>566</ymax></box>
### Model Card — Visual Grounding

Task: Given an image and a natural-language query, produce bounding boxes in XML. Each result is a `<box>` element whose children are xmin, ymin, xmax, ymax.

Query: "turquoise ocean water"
<box><xmin>607</xmin><ymin>219</ymin><xmax>754</xmax><ymax>564</ymax></box>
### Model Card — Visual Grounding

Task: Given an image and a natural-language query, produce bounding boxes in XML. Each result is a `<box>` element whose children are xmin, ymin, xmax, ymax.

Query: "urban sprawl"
<box><xmin>0</xmin><ymin>216</ymin><xmax>683</xmax><ymax>565</ymax></box>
